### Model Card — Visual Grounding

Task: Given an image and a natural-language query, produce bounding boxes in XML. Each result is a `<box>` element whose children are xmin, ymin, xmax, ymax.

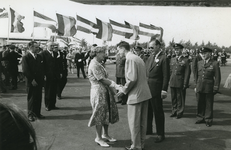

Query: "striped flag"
<box><xmin>56</xmin><ymin>13</ymin><xmax>77</xmax><ymax>36</ymax></box>
<box><xmin>34</xmin><ymin>11</ymin><xmax>57</xmax><ymax>32</ymax></box>
<box><xmin>96</xmin><ymin>18</ymin><xmax>113</xmax><ymax>41</ymax></box>
<box><xmin>76</xmin><ymin>15</ymin><xmax>98</xmax><ymax>34</ymax></box>
<box><xmin>109</xmin><ymin>19</ymin><xmax>133</xmax><ymax>37</ymax></box>
<box><xmin>124</xmin><ymin>21</ymin><xmax>140</xmax><ymax>40</ymax></box>
<box><xmin>10</xmin><ymin>8</ymin><xmax>25</xmax><ymax>33</ymax></box>
<box><xmin>0</xmin><ymin>7</ymin><xmax>8</xmax><ymax>18</ymax></box>
<box><xmin>139</xmin><ymin>22</ymin><xmax>161</xmax><ymax>37</ymax></box>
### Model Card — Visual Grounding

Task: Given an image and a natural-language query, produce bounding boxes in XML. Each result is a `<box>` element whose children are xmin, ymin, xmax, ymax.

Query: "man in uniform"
<box><xmin>145</xmin><ymin>39</ymin><xmax>170</xmax><ymax>143</ymax></box>
<box><xmin>195</xmin><ymin>47</ymin><xmax>221</xmax><ymax>127</ymax></box>
<box><xmin>169</xmin><ymin>44</ymin><xmax>191</xmax><ymax>119</ymax></box>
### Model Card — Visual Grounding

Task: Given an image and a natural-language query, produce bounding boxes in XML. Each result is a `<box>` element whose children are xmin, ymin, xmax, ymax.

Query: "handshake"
<box><xmin>109</xmin><ymin>81</ymin><xmax>125</xmax><ymax>98</ymax></box>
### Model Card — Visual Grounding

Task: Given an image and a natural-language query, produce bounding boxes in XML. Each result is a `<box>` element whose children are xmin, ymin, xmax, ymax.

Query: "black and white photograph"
<box><xmin>0</xmin><ymin>0</ymin><xmax>231</xmax><ymax>150</ymax></box>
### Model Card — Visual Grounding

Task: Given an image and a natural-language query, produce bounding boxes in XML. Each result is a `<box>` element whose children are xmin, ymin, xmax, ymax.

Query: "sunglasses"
<box><xmin>148</xmin><ymin>47</ymin><xmax>154</xmax><ymax>49</ymax></box>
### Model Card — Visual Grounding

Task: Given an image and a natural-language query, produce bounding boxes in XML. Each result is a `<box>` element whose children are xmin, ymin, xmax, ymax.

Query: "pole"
<box><xmin>32</xmin><ymin>8</ymin><xmax>35</xmax><ymax>41</ymax></box>
<box><xmin>7</xmin><ymin>6</ymin><xmax>10</xmax><ymax>44</ymax></box>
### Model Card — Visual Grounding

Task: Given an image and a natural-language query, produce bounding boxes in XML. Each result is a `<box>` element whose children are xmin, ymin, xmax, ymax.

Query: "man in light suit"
<box><xmin>117</xmin><ymin>41</ymin><xmax>152</xmax><ymax>150</ymax></box>
<box><xmin>145</xmin><ymin>39</ymin><xmax>170</xmax><ymax>143</ymax></box>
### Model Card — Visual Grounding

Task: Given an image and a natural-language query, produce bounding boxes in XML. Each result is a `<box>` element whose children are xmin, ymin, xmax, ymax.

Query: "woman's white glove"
<box><xmin>109</xmin><ymin>81</ymin><xmax>122</xmax><ymax>90</ymax></box>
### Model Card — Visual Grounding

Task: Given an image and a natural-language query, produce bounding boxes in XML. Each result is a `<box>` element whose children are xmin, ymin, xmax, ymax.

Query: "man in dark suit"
<box><xmin>0</xmin><ymin>46</ymin><xmax>7</xmax><ymax>93</ymax></box>
<box><xmin>22</xmin><ymin>41</ymin><xmax>45</xmax><ymax>121</ymax></box>
<box><xmin>55</xmin><ymin>45</ymin><xmax>68</xmax><ymax>99</ymax></box>
<box><xmin>74</xmin><ymin>48</ymin><xmax>86</xmax><ymax>78</ymax></box>
<box><xmin>2</xmin><ymin>45</ymin><xmax>21</xmax><ymax>90</ymax></box>
<box><xmin>169</xmin><ymin>44</ymin><xmax>191</xmax><ymax>119</ymax></box>
<box><xmin>195</xmin><ymin>47</ymin><xmax>221</xmax><ymax>127</ymax></box>
<box><xmin>145</xmin><ymin>39</ymin><xmax>170</xmax><ymax>143</ymax></box>
<box><xmin>41</xmin><ymin>42</ymin><xmax>60</xmax><ymax>111</ymax></box>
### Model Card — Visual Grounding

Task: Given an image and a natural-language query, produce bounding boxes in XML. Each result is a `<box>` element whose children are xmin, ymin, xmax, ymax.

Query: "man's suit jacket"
<box><xmin>3</xmin><ymin>51</ymin><xmax>21</xmax><ymax>72</ymax></box>
<box><xmin>121</xmin><ymin>52</ymin><xmax>152</xmax><ymax>105</ymax></box>
<box><xmin>195</xmin><ymin>59</ymin><xmax>221</xmax><ymax>93</ymax></box>
<box><xmin>40</xmin><ymin>50</ymin><xmax>60</xmax><ymax>80</ymax></box>
<box><xmin>57</xmin><ymin>50</ymin><xmax>68</xmax><ymax>77</ymax></box>
<box><xmin>115</xmin><ymin>54</ymin><xmax>126</xmax><ymax>78</ymax></box>
<box><xmin>192</xmin><ymin>54</ymin><xmax>203</xmax><ymax>83</ymax></box>
<box><xmin>22</xmin><ymin>52</ymin><xmax>44</xmax><ymax>87</ymax></box>
<box><xmin>74</xmin><ymin>52</ymin><xmax>85</xmax><ymax>66</ymax></box>
<box><xmin>169</xmin><ymin>56</ymin><xmax>191</xmax><ymax>88</ymax></box>
<box><xmin>145</xmin><ymin>51</ymin><xmax>170</xmax><ymax>97</ymax></box>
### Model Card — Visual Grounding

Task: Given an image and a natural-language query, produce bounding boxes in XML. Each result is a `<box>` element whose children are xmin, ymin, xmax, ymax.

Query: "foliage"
<box><xmin>79</xmin><ymin>38</ymin><xmax>87</xmax><ymax>48</ymax></box>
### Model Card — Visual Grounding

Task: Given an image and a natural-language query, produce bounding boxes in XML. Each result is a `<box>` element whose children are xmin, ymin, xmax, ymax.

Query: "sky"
<box><xmin>0</xmin><ymin>0</ymin><xmax>231</xmax><ymax>47</ymax></box>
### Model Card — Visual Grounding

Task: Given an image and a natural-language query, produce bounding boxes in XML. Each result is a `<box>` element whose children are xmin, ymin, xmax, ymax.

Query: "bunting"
<box><xmin>0</xmin><ymin>7</ymin><xmax>8</xmax><ymax>18</ymax></box>
<box><xmin>96</xmin><ymin>18</ymin><xmax>113</xmax><ymax>41</ymax></box>
<box><xmin>139</xmin><ymin>22</ymin><xmax>161</xmax><ymax>37</ymax></box>
<box><xmin>76</xmin><ymin>15</ymin><xmax>98</xmax><ymax>34</ymax></box>
<box><xmin>56</xmin><ymin>13</ymin><xmax>77</xmax><ymax>36</ymax></box>
<box><xmin>124</xmin><ymin>21</ymin><xmax>139</xmax><ymax>40</ymax></box>
<box><xmin>10</xmin><ymin>8</ymin><xmax>25</xmax><ymax>33</ymax></box>
<box><xmin>34</xmin><ymin>11</ymin><xmax>57</xmax><ymax>32</ymax></box>
<box><xmin>109</xmin><ymin>19</ymin><xmax>131</xmax><ymax>37</ymax></box>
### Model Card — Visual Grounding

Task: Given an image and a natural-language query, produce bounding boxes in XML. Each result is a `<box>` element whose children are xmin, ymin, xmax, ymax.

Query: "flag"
<box><xmin>10</xmin><ymin>8</ymin><xmax>25</xmax><ymax>33</ymax></box>
<box><xmin>139</xmin><ymin>22</ymin><xmax>161</xmax><ymax>37</ymax></box>
<box><xmin>34</xmin><ymin>11</ymin><xmax>57</xmax><ymax>32</ymax></box>
<box><xmin>56</xmin><ymin>13</ymin><xmax>77</xmax><ymax>36</ymax></box>
<box><xmin>109</xmin><ymin>19</ymin><xmax>133</xmax><ymax>37</ymax></box>
<box><xmin>0</xmin><ymin>7</ymin><xmax>8</xmax><ymax>18</ymax></box>
<box><xmin>76</xmin><ymin>15</ymin><xmax>98</xmax><ymax>34</ymax></box>
<box><xmin>124</xmin><ymin>21</ymin><xmax>140</xmax><ymax>40</ymax></box>
<box><xmin>96</xmin><ymin>18</ymin><xmax>113</xmax><ymax>41</ymax></box>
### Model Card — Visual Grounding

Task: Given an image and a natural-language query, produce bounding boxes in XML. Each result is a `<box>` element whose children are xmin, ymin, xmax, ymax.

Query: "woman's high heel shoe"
<box><xmin>95</xmin><ymin>138</ymin><xmax>110</xmax><ymax>147</ymax></box>
<box><xmin>102</xmin><ymin>135</ymin><xmax>117</xmax><ymax>142</ymax></box>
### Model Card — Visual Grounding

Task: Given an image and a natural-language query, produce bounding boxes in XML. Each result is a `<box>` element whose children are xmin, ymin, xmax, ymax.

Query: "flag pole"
<box><xmin>7</xmin><ymin>6</ymin><xmax>10</xmax><ymax>44</ymax></box>
<box><xmin>32</xmin><ymin>8</ymin><xmax>35</xmax><ymax>41</ymax></box>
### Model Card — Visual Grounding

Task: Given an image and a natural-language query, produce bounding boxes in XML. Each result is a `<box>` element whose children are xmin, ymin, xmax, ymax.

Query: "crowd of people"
<box><xmin>0</xmin><ymin>36</ymin><xmax>229</xmax><ymax>150</ymax></box>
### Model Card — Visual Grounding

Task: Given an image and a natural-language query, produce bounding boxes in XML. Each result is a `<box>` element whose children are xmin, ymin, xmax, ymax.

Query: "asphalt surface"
<box><xmin>1</xmin><ymin>61</ymin><xmax>231</xmax><ymax>150</ymax></box>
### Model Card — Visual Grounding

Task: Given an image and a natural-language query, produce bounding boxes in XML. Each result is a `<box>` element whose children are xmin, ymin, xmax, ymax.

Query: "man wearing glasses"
<box><xmin>145</xmin><ymin>38</ymin><xmax>170</xmax><ymax>143</ymax></box>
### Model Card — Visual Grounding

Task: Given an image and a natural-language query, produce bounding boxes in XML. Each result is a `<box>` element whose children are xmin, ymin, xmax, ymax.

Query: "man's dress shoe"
<box><xmin>38</xmin><ymin>115</ymin><xmax>45</xmax><ymax>119</ymax></box>
<box><xmin>45</xmin><ymin>107</ymin><xmax>50</xmax><ymax>111</ymax></box>
<box><xmin>206</xmin><ymin>122</ymin><xmax>212</xmax><ymax>127</ymax></box>
<box><xmin>170</xmin><ymin>113</ymin><xmax>176</xmax><ymax>117</ymax></box>
<box><xmin>195</xmin><ymin>120</ymin><xmax>205</xmax><ymax>124</ymax></box>
<box><xmin>155</xmin><ymin>135</ymin><xmax>165</xmax><ymax>143</ymax></box>
<box><xmin>28</xmin><ymin>116</ymin><xmax>36</xmax><ymax>122</ymax></box>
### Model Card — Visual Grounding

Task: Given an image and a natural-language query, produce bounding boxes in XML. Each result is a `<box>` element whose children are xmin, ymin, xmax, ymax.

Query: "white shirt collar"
<box><xmin>29</xmin><ymin>51</ymin><xmax>36</xmax><ymax>59</ymax></box>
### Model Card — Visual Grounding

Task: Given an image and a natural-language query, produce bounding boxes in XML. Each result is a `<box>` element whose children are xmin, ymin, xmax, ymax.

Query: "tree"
<box><xmin>79</xmin><ymin>38</ymin><xmax>88</xmax><ymax>48</ymax></box>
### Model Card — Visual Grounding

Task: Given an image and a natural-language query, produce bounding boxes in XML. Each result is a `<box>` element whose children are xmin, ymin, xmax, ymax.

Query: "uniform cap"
<box><xmin>134</xmin><ymin>46</ymin><xmax>143</xmax><ymax>51</ymax></box>
<box><xmin>200</xmin><ymin>47</ymin><xmax>212</xmax><ymax>53</ymax></box>
<box><xmin>173</xmin><ymin>43</ymin><xmax>184</xmax><ymax>49</ymax></box>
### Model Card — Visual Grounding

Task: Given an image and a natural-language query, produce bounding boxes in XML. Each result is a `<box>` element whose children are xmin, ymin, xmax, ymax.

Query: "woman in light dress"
<box><xmin>88</xmin><ymin>46</ymin><xmax>120</xmax><ymax>147</ymax></box>
<box><xmin>66</xmin><ymin>48</ymin><xmax>75</xmax><ymax>74</ymax></box>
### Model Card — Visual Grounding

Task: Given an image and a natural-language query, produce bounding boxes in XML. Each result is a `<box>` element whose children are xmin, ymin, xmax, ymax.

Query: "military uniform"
<box><xmin>195</xmin><ymin>47</ymin><xmax>221</xmax><ymax>126</ymax></box>
<box><xmin>169</xmin><ymin>55</ymin><xmax>191</xmax><ymax>118</ymax></box>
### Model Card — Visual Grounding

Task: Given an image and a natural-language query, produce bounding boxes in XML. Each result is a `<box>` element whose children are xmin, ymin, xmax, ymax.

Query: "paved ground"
<box><xmin>1</xmin><ymin>60</ymin><xmax>231</xmax><ymax>150</ymax></box>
